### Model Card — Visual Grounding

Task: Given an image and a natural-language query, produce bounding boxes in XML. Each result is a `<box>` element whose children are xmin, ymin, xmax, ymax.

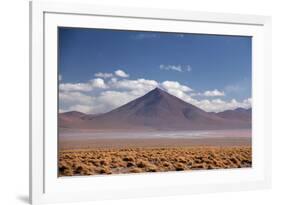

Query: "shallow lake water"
<box><xmin>59</xmin><ymin>129</ymin><xmax>251</xmax><ymax>140</ymax></box>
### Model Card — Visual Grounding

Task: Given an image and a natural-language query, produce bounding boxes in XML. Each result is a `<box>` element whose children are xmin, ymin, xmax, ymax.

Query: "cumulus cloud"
<box><xmin>160</xmin><ymin>64</ymin><xmax>192</xmax><ymax>72</ymax></box>
<box><xmin>59</xmin><ymin>78</ymin><xmax>108</xmax><ymax>92</ymax></box>
<box><xmin>203</xmin><ymin>89</ymin><xmax>225</xmax><ymax>97</ymax></box>
<box><xmin>59</xmin><ymin>77</ymin><xmax>158</xmax><ymax>114</ymax></box>
<box><xmin>161</xmin><ymin>81</ymin><xmax>192</xmax><ymax>92</ymax></box>
<box><xmin>90</xmin><ymin>78</ymin><xmax>107</xmax><ymax>89</ymax></box>
<box><xmin>112</xmin><ymin>78</ymin><xmax>158</xmax><ymax>91</ymax></box>
<box><xmin>60</xmin><ymin>89</ymin><xmax>143</xmax><ymax>114</ymax></box>
<box><xmin>68</xmin><ymin>104</ymin><xmax>94</xmax><ymax>114</ymax></box>
<box><xmin>59</xmin><ymin>83</ymin><xmax>92</xmax><ymax>92</ymax></box>
<box><xmin>94</xmin><ymin>72</ymin><xmax>113</xmax><ymax>78</ymax></box>
<box><xmin>195</xmin><ymin>98</ymin><xmax>252</xmax><ymax>113</ymax></box>
<box><xmin>115</xmin><ymin>69</ymin><xmax>129</xmax><ymax>78</ymax></box>
<box><xmin>159</xmin><ymin>81</ymin><xmax>193</xmax><ymax>101</ymax></box>
<box><xmin>59</xmin><ymin>91</ymin><xmax>93</xmax><ymax>107</ymax></box>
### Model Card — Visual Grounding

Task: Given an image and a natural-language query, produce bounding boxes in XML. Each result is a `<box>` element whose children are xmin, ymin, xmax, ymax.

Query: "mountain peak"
<box><xmin>138</xmin><ymin>87</ymin><xmax>180</xmax><ymax>105</ymax></box>
<box><xmin>145</xmin><ymin>87</ymin><xmax>172</xmax><ymax>98</ymax></box>
<box><xmin>150</xmin><ymin>87</ymin><xmax>166</xmax><ymax>93</ymax></box>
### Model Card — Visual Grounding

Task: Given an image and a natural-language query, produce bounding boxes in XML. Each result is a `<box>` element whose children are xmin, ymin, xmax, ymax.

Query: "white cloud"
<box><xmin>60</xmin><ymin>90</ymin><xmax>142</xmax><ymax>114</ymax></box>
<box><xmin>68</xmin><ymin>104</ymin><xmax>94</xmax><ymax>114</ymax></box>
<box><xmin>160</xmin><ymin>64</ymin><xmax>192</xmax><ymax>72</ymax></box>
<box><xmin>203</xmin><ymin>89</ymin><xmax>225</xmax><ymax>97</ymax></box>
<box><xmin>195</xmin><ymin>98</ymin><xmax>252</xmax><ymax>112</ymax></box>
<box><xmin>161</xmin><ymin>81</ymin><xmax>192</xmax><ymax>92</ymax></box>
<box><xmin>59</xmin><ymin>74</ymin><xmax>62</xmax><ymax>81</ymax></box>
<box><xmin>112</xmin><ymin>78</ymin><xmax>158</xmax><ymax>91</ymax></box>
<box><xmin>90</xmin><ymin>78</ymin><xmax>107</xmax><ymax>89</ymax></box>
<box><xmin>94</xmin><ymin>72</ymin><xmax>113</xmax><ymax>78</ymax></box>
<box><xmin>109</xmin><ymin>77</ymin><xmax>118</xmax><ymax>83</ymax></box>
<box><xmin>59</xmin><ymin>77</ymin><xmax>158</xmax><ymax>114</ymax></box>
<box><xmin>243</xmin><ymin>98</ymin><xmax>252</xmax><ymax>105</ymax></box>
<box><xmin>59</xmin><ymin>78</ymin><xmax>107</xmax><ymax>91</ymax></box>
<box><xmin>160</xmin><ymin>64</ymin><xmax>182</xmax><ymax>72</ymax></box>
<box><xmin>160</xmin><ymin>81</ymin><xmax>193</xmax><ymax>101</ymax></box>
<box><xmin>115</xmin><ymin>69</ymin><xmax>129</xmax><ymax>78</ymax></box>
<box><xmin>59</xmin><ymin>83</ymin><xmax>92</xmax><ymax>92</ymax></box>
<box><xmin>59</xmin><ymin>108</ymin><xmax>66</xmax><ymax>113</ymax></box>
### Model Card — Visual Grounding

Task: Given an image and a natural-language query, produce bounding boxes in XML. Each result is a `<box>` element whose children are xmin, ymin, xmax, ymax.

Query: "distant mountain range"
<box><xmin>59</xmin><ymin>88</ymin><xmax>251</xmax><ymax>130</ymax></box>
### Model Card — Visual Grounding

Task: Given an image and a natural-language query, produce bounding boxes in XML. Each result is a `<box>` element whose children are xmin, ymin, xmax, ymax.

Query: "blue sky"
<box><xmin>58</xmin><ymin>27</ymin><xmax>252</xmax><ymax>114</ymax></box>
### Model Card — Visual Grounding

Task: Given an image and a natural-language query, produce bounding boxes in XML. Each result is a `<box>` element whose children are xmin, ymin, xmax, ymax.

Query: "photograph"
<box><xmin>58</xmin><ymin>27</ymin><xmax>252</xmax><ymax>177</ymax></box>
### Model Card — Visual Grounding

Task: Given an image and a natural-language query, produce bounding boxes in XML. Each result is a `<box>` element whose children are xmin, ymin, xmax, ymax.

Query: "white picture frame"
<box><xmin>30</xmin><ymin>1</ymin><xmax>272</xmax><ymax>204</ymax></box>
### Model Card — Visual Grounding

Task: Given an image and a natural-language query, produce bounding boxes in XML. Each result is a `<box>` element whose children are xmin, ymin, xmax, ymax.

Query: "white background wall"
<box><xmin>0</xmin><ymin>0</ymin><xmax>279</xmax><ymax>204</ymax></box>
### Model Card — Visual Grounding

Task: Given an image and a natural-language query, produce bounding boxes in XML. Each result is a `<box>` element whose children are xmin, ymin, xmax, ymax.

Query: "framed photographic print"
<box><xmin>30</xmin><ymin>1</ymin><xmax>271</xmax><ymax>204</ymax></box>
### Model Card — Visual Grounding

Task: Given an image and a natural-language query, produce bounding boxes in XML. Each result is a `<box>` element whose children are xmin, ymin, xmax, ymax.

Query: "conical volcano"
<box><xmin>59</xmin><ymin>88</ymin><xmax>251</xmax><ymax>130</ymax></box>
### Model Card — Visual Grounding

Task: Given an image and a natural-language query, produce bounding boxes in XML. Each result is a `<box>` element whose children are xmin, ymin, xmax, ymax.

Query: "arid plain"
<box><xmin>59</xmin><ymin>135</ymin><xmax>251</xmax><ymax>176</ymax></box>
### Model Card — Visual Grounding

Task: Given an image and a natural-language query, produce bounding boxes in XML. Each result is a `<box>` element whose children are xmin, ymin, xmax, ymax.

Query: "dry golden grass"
<box><xmin>58</xmin><ymin>146</ymin><xmax>252</xmax><ymax>176</ymax></box>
